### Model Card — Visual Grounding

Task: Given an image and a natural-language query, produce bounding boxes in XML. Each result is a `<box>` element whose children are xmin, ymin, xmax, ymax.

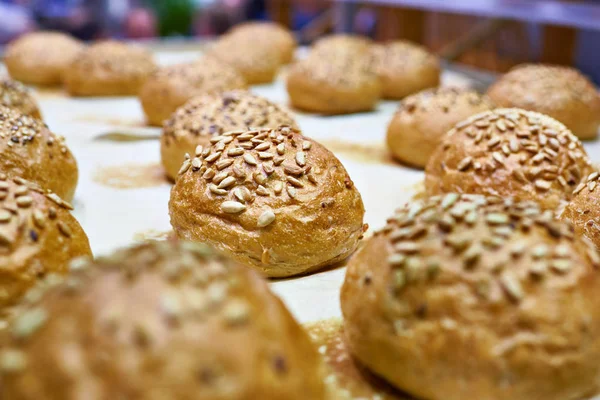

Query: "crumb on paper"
<box><xmin>92</xmin><ymin>163</ymin><xmax>169</xmax><ymax>189</ymax></box>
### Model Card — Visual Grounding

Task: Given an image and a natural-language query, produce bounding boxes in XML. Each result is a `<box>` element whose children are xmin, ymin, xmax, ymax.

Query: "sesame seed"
<box><xmin>0</xmin><ymin>210</ymin><xmax>11</xmax><ymax>223</ymax></box>
<box><xmin>588</xmin><ymin>172</ymin><xmax>599</xmax><ymax>182</ymax></box>
<box><xmin>394</xmin><ymin>242</ymin><xmax>420</xmax><ymax>254</ymax></box>
<box><xmin>254</xmin><ymin>142</ymin><xmax>270</xmax><ymax>151</ymax></box>
<box><xmin>215</xmin><ymin>159</ymin><xmax>234</xmax><ymax>171</ymax></box>
<box><xmin>534</xmin><ymin>180</ymin><xmax>551</xmax><ymax>191</ymax></box>
<box><xmin>387</xmin><ymin>253</ymin><xmax>406</xmax><ymax>266</ymax></box>
<box><xmin>531</xmin><ymin>245</ymin><xmax>548</xmax><ymax>259</ymax></box>
<box><xmin>217</xmin><ymin>176</ymin><xmax>236</xmax><ymax>189</ymax></box>
<box><xmin>486</xmin><ymin>213</ymin><xmax>509</xmax><ymax>225</ymax></box>
<box><xmin>501</xmin><ymin>274</ymin><xmax>524</xmax><ymax>302</ymax></box>
<box><xmin>276</xmin><ymin>143</ymin><xmax>285</xmax><ymax>155</ymax></box>
<box><xmin>256</xmin><ymin>185</ymin><xmax>270</xmax><ymax>196</ymax></box>
<box><xmin>550</xmin><ymin>259</ymin><xmax>571</xmax><ymax>274</ymax></box>
<box><xmin>273</xmin><ymin>182</ymin><xmax>283</xmax><ymax>195</ymax></box>
<box><xmin>223</xmin><ymin>301</ymin><xmax>250</xmax><ymax>327</ymax></box>
<box><xmin>204</xmin><ymin>152</ymin><xmax>221</xmax><ymax>163</ymax></box>
<box><xmin>295</xmin><ymin>152</ymin><xmax>306</xmax><ymax>167</ymax></box>
<box><xmin>457</xmin><ymin>157</ymin><xmax>472</xmax><ymax>171</ymax></box>
<box><xmin>0</xmin><ymin>349</ymin><xmax>27</xmax><ymax>372</ymax></box>
<box><xmin>213</xmin><ymin>172</ymin><xmax>229</xmax><ymax>185</ymax></box>
<box><xmin>441</xmin><ymin>193</ymin><xmax>459</xmax><ymax>209</ymax></box>
<box><xmin>221</xmin><ymin>201</ymin><xmax>246</xmax><ymax>214</ymax></box>
<box><xmin>57</xmin><ymin>221</ymin><xmax>72</xmax><ymax>237</ymax></box>
<box><xmin>202</xmin><ymin>169</ymin><xmax>215</xmax><ymax>180</ymax></box>
<box><xmin>16</xmin><ymin>196</ymin><xmax>33</xmax><ymax>208</ymax></box>
<box><xmin>209</xmin><ymin>184</ymin><xmax>227</xmax><ymax>195</ymax></box>
<box><xmin>191</xmin><ymin>158</ymin><xmax>202</xmax><ymax>170</ymax></box>
<box><xmin>195</xmin><ymin>145</ymin><xmax>203</xmax><ymax>156</ymax></box>
<box><xmin>588</xmin><ymin>181</ymin><xmax>597</xmax><ymax>192</ymax></box>
<box><xmin>257</xmin><ymin>210</ymin><xmax>276</xmax><ymax>227</ymax></box>
<box><xmin>227</xmin><ymin>148</ymin><xmax>244</xmax><ymax>157</ymax></box>
<box><xmin>286</xmin><ymin>185</ymin><xmax>297</xmax><ymax>199</ymax></box>
<box><xmin>286</xmin><ymin>176</ymin><xmax>304</xmax><ymax>188</ymax></box>
<box><xmin>302</xmin><ymin>141</ymin><xmax>311</xmax><ymax>150</ymax></box>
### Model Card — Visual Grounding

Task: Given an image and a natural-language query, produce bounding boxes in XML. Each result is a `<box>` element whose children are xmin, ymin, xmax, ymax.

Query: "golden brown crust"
<box><xmin>229</xmin><ymin>22</ymin><xmax>297</xmax><ymax>64</ymax></box>
<box><xmin>370</xmin><ymin>41</ymin><xmax>441</xmax><ymax>100</ymax></box>
<box><xmin>169</xmin><ymin>126</ymin><xmax>366</xmax><ymax>277</ymax></box>
<box><xmin>386</xmin><ymin>87</ymin><xmax>495</xmax><ymax>168</ymax></box>
<box><xmin>286</xmin><ymin>54</ymin><xmax>381</xmax><ymax>115</ymax></box>
<box><xmin>0</xmin><ymin>176</ymin><xmax>91</xmax><ymax>310</ymax></box>
<box><xmin>487</xmin><ymin>64</ymin><xmax>600</xmax><ymax>140</ymax></box>
<box><xmin>161</xmin><ymin>91</ymin><xmax>298</xmax><ymax>181</ymax></box>
<box><xmin>140</xmin><ymin>59</ymin><xmax>247</xmax><ymax>126</ymax></box>
<box><xmin>311</xmin><ymin>34</ymin><xmax>374</xmax><ymax>55</ymax></box>
<box><xmin>342</xmin><ymin>194</ymin><xmax>600</xmax><ymax>400</ymax></box>
<box><xmin>0</xmin><ymin>79</ymin><xmax>42</xmax><ymax>119</ymax></box>
<box><xmin>207</xmin><ymin>35</ymin><xmax>283</xmax><ymax>85</ymax></box>
<box><xmin>5</xmin><ymin>32</ymin><xmax>84</xmax><ymax>86</ymax></box>
<box><xmin>0</xmin><ymin>106</ymin><xmax>78</xmax><ymax>201</ymax></box>
<box><xmin>64</xmin><ymin>41</ymin><xmax>156</xmax><ymax>96</ymax></box>
<box><xmin>562</xmin><ymin>171</ymin><xmax>600</xmax><ymax>250</ymax></box>
<box><xmin>424</xmin><ymin>108</ymin><xmax>592</xmax><ymax>210</ymax></box>
<box><xmin>0</xmin><ymin>241</ymin><xmax>326</xmax><ymax>400</ymax></box>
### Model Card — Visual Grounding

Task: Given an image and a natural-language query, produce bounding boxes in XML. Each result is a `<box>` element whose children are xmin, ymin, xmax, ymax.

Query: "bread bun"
<box><xmin>64</xmin><ymin>41</ymin><xmax>156</xmax><ymax>96</ymax></box>
<box><xmin>0</xmin><ymin>79</ymin><xmax>42</xmax><ymax>119</ymax></box>
<box><xmin>561</xmin><ymin>171</ymin><xmax>600</xmax><ymax>249</ymax></box>
<box><xmin>161</xmin><ymin>90</ymin><xmax>297</xmax><ymax>181</ymax></box>
<box><xmin>229</xmin><ymin>22</ymin><xmax>297</xmax><ymax>64</ymax></box>
<box><xmin>342</xmin><ymin>194</ymin><xmax>600</xmax><ymax>400</ymax></box>
<box><xmin>140</xmin><ymin>59</ymin><xmax>247</xmax><ymax>126</ymax></box>
<box><xmin>286</xmin><ymin>54</ymin><xmax>381</xmax><ymax>115</ymax></box>
<box><xmin>0</xmin><ymin>176</ymin><xmax>91</xmax><ymax>310</ymax></box>
<box><xmin>487</xmin><ymin>64</ymin><xmax>600</xmax><ymax>140</ymax></box>
<box><xmin>5</xmin><ymin>31</ymin><xmax>83</xmax><ymax>86</ymax></box>
<box><xmin>169</xmin><ymin>126</ymin><xmax>366</xmax><ymax>277</ymax></box>
<box><xmin>425</xmin><ymin>108</ymin><xmax>592</xmax><ymax>210</ymax></box>
<box><xmin>207</xmin><ymin>36</ymin><xmax>282</xmax><ymax>85</ymax></box>
<box><xmin>387</xmin><ymin>87</ymin><xmax>495</xmax><ymax>168</ymax></box>
<box><xmin>369</xmin><ymin>40</ymin><xmax>440</xmax><ymax>100</ymax></box>
<box><xmin>0</xmin><ymin>106</ymin><xmax>78</xmax><ymax>201</ymax></box>
<box><xmin>0</xmin><ymin>241</ymin><xmax>326</xmax><ymax>400</ymax></box>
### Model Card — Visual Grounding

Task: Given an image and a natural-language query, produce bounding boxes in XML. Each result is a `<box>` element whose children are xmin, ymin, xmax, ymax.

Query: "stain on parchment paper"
<box><xmin>76</xmin><ymin>115</ymin><xmax>147</xmax><ymax>128</ymax></box>
<box><xmin>305</xmin><ymin>318</ymin><xmax>414</xmax><ymax>400</ymax></box>
<box><xmin>34</xmin><ymin>87</ymin><xmax>65</xmax><ymax>98</ymax></box>
<box><xmin>93</xmin><ymin>163</ymin><xmax>169</xmax><ymax>189</ymax></box>
<box><xmin>318</xmin><ymin>139</ymin><xmax>396</xmax><ymax>166</ymax></box>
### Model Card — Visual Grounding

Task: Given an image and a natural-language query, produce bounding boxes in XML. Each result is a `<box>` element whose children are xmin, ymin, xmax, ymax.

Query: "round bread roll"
<box><xmin>369</xmin><ymin>40</ymin><xmax>441</xmax><ymax>100</ymax></box>
<box><xmin>561</xmin><ymin>171</ymin><xmax>600</xmax><ymax>249</ymax></box>
<box><xmin>0</xmin><ymin>106</ymin><xmax>78</xmax><ymax>201</ymax></box>
<box><xmin>0</xmin><ymin>241</ymin><xmax>326</xmax><ymax>400</ymax></box>
<box><xmin>0</xmin><ymin>176</ymin><xmax>91</xmax><ymax>310</ymax></box>
<box><xmin>425</xmin><ymin>108</ymin><xmax>592</xmax><ymax>210</ymax></box>
<box><xmin>140</xmin><ymin>59</ymin><xmax>247</xmax><ymax>126</ymax></box>
<box><xmin>64</xmin><ymin>41</ymin><xmax>156</xmax><ymax>96</ymax></box>
<box><xmin>229</xmin><ymin>22</ymin><xmax>297</xmax><ymax>64</ymax></box>
<box><xmin>286</xmin><ymin>54</ymin><xmax>381</xmax><ymax>115</ymax></box>
<box><xmin>0</xmin><ymin>79</ymin><xmax>42</xmax><ymax>119</ymax></box>
<box><xmin>207</xmin><ymin>36</ymin><xmax>282</xmax><ymax>85</ymax></box>
<box><xmin>169</xmin><ymin>126</ymin><xmax>366</xmax><ymax>277</ymax></box>
<box><xmin>5</xmin><ymin>31</ymin><xmax>84</xmax><ymax>86</ymax></box>
<box><xmin>487</xmin><ymin>64</ymin><xmax>600</xmax><ymax>140</ymax></box>
<box><xmin>387</xmin><ymin>87</ymin><xmax>495</xmax><ymax>168</ymax></box>
<box><xmin>342</xmin><ymin>194</ymin><xmax>600</xmax><ymax>400</ymax></box>
<box><xmin>161</xmin><ymin>90</ymin><xmax>298</xmax><ymax>181</ymax></box>
<box><xmin>312</xmin><ymin>34</ymin><xmax>373</xmax><ymax>55</ymax></box>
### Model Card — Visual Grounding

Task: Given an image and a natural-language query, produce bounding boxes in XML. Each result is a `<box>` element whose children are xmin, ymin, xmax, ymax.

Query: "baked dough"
<box><xmin>169</xmin><ymin>126</ymin><xmax>366</xmax><ymax>277</ymax></box>
<box><xmin>342</xmin><ymin>194</ymin><xmax>600</xmax><ymax>400</ymax></box>
<box><xmin>64</xmin><ymin>41</ymin><xmax>156</xmax><ymax>96</ymax></box>
<box><xmin>425</xmin><ymin>108</ymin><xmax>592</xmax><ymax>210</ymax></box>
<box><xmin>0</xmin><ymin>79</ymin><xmax>42</xmax><ymax>119</ymax></box>
<box><xmin>229</xmin><ymin>22</ymin><xmax>297</xmax><ymax>64</ymax></box>
<box><xmin>140</xmin><ymin>59</ymin><xmax>247</xmax><ymax>126</ymax></box>
<box><xmin>0</xmin><ymin>176</ymin><xmax>91</xmax><ymax>310</ymax></box>
<box><xmin>5</xmin><ymin>31</ymin><xmax>83</xmax><ymax>86</ymax></box>
<box><xmin>386</xmin><ymin>87</ymin><xmax>495</xmax><ymax>168</ymax></box>
<box><xmin>562</xmin><ymin>171</ymin><xmax>600</xmax><ymax>249</ymax></box>
<box><xmin>161</xmin><ymin>90</ymin><xmax>297</xmax><ymax>180</ymax></box>
<box><xmin>0</xmin><ymin>241</ymin><xmax>326</xmax><ymax>400</ymax></box>
<box><xmin>0</xmin><ymin>106</ymin><xmax>78</xmax><ymax>201</ymax></box>
<box><xmin>487</xmin><ymin>64</ymin><xmax>600</xmax><ymax>140</ymax></box>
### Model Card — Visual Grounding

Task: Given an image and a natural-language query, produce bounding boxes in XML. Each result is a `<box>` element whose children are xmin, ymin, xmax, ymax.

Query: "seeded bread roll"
<box><xmin>169</xmin><ymin>126</ymin><xmax>366</xmax><ymax>277</ymax></box>
<box><xmin>487</xmin><ymin>64</ymin><xmax>600</xmax><ymax>140</ymax></box>
<box><xmin>140</xmin><ymin>59</ymin><xmax>247</xmax><ymax>126</ymax></box>
<box><xmin>0</xmin><ymin>176</ymin><xmax>91</xmax><ymax>310</ymax></box>
<box><xmin>161</xmin><ymin>90</ymin><xmax>298</xmax><ymax>181</ymax></box>
<box><xmin>425</xmin><ymin>108</ymin><xmax>592</xmax><ymax>210</ymax></box>
<box><xmin>207</xmin><ymin>36</ymin><xmax>282</xmax><ymax>85</ymax></box>
<box><xmin>0</xmin><ymin>241</ymin><xmax>326</xmax><ymax>400</ymax></box>
<box><xmin>561</xmin><ymin>171</ymin><xmax>600</xmax><ymax>249</ymax></box>
<box><xmin>342</xmin><ymin>194</ymin><xmax>600</xmax><ymax>400</ymax></box>
<box><xmin>312</xmin><ymin>34</ymin><xmax>373</xmax><ymax>55</ymax></box>
<box><xmin>0</xmin><ymin>106</ymin><xmax>78</xmax><ymax>201</ymax></box>
<box><xmin>369</xmin><ymin>41</ymin><xmax>441</xmax><ymax>100</ymax></box>
<box><xmin>0</xmin><ymin>79</ymin><xmax>42</xmax><ymax>119</ymax></box>
<box><xmin>286</xmin><ymin>54</ymin><xmax>381</xmax><ymax>115</ymax></box>
<box><xmin>387</xmin><ymin>87</ymin><xmax>495</xmax><ymax>168</ymax></box>
<box><xmin>5</xmin><ymin>31</ymin><xmax>84</xmax><ymax>86</ymax></box>
<box><xmin>64</xmin><ymin>41</ymin><xmax>156</xmax><ymax>96</ymax></box>
<box><xmin>229</xmin><ymin>22</ymin><xmax>297</xmax><ymax>64</ymax></box>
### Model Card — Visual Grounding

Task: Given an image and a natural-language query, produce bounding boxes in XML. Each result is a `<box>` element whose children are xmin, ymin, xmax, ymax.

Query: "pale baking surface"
<box><xmin>25</xmin><ymin>46</ymin><xmax>600</xmax><ymax>334</ymax></box>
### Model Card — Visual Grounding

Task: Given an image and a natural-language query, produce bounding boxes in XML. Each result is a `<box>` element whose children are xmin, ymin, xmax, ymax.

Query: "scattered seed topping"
<box><xmin>257</xmin><ymin>210</ymin><xmax>276</xmax><ymax>228</ymax></box>
<box><xmin>441</xmin><ymin>108</ymin><xmax>591</xmax><ymax>201</ymax></box>
<box><xmin>381</xmin><ymin>194</ymin><xmax>590</xmax><ymax>305</ymax></box>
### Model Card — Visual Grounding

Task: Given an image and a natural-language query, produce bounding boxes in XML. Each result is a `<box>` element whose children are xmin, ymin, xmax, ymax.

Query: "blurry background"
<box><xmin>0</xmin><ymin>0</ymin><xmax>599</xmax><ymax>83</ymax></box>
